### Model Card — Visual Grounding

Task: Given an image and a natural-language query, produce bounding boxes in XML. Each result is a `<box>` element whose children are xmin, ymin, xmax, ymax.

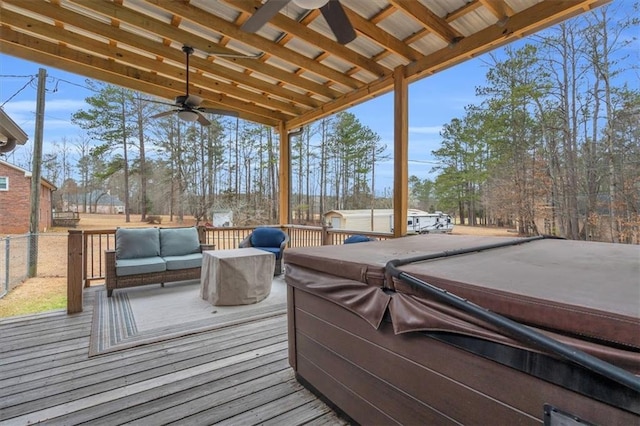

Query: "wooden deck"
<box><xmin>0</xmin><ymin>287</ymin><xmax>349</xmax><ymax>425</ymax></box>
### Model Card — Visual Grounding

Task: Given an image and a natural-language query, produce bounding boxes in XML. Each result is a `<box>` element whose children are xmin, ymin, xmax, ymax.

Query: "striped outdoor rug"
<box><xmin>89</xmin><ymin>277</ymin><xmax>287</xmax><ymax>356</ymax></box>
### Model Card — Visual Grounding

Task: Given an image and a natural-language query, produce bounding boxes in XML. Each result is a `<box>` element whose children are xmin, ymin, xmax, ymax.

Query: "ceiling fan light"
<box><xmin>293</xmin><ymin>0</ymin><xmax>328</xmax><ymax>9</ymax></box>
<box><xmin>177</xmin><ymin>110</ymin><xmax>199</xmax><ymax>122</ymax></box>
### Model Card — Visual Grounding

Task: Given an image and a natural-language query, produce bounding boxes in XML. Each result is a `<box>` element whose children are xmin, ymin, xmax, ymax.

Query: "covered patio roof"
<box><xmin>0</xmin><ymin>0</ymin><xmax>608</xmax><ymax>233</ymax></box>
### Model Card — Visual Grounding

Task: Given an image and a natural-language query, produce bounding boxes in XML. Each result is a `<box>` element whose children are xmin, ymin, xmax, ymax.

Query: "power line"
<box><xmin>408</xmin><ymin>159</ymin><xmax>443</xmax><ymax>165</ymax></box>
<box><xmin>1</xmin><ymin>75</ymin><xmax>37</xmax><ymax>108</ymax></box>
<box><xmin>1</xmin><ymin>73</ymin><xmax>97</xmax><ymax>107</ymax></box>
<box><xmin>46</xmin><ymin>77</ymin><xmax>97</xmax><ymax>94</ymax></box>
<box><xmin>0</xmin><ymin>74</ymin><xmax>36</xmax><ymax>78</ymax></box>
<box><xmin>56</xmin><ymin>78</ymin><xmax>96</xmax><ymax>92</ymax></box>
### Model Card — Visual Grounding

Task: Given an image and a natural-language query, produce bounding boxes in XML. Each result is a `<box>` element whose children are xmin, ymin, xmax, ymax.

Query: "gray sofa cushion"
<box><xmin>163</xmin><ymin>253</ymin><xmax>203</xmax><ymax>270</ymax></box>
<box><xmin>160</xmin><ymin>227</ymin><xmax>201</xmax><ymax>257</ymax></box>
<box><xmin>116</xmin><ymin>228</ymin><xmax>160</xmax><ymax>259</ymax></box>
<box><xmin>116</xmin><ymin>256</ymin><xmax>166</xmax><ymax>276</ymax></box>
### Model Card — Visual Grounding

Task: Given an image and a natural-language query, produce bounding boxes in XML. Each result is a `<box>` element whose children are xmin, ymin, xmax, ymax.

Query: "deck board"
<box><xmin>73</xmin><ymin>354</ymin><xmax>290</xmax><ymax>426</ymax></box>
<box><xmin>0</xmin><ymin>286</ymin><xmax>349</xmax><ymax>425</ymax></box>
<box><xmin>2</xmin><ymin>321</ymin><xmax>286</xmax><ymax>391</ymax></box>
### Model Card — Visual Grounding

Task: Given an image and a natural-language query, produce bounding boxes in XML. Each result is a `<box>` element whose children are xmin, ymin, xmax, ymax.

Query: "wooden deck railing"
<box><xmin>67</xmin><ymin>225</ymin><xmax>393</xmax><ymax>313</ymax></box>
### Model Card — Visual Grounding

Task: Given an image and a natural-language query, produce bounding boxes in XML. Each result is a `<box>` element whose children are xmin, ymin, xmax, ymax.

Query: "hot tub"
<box><xmin>284</xmin><ymin>234</ymin><xmax>640</xmax><ymax>425</ymax></box>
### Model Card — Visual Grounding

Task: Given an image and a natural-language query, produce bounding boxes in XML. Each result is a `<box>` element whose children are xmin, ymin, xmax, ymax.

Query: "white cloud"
<box><xmin>4</xmin><ymin>98</ymin><xmax>87</xmax><ymax>114</ymax></box>
<box><xmin>409</xmin><ymin>125</ymin><xmax>442</xmax><ymax>135</ymax></box>
<box><xmin>2</xmin><ymin>98</ymin><xmax>86</xmax><ymax>142</ymax></box>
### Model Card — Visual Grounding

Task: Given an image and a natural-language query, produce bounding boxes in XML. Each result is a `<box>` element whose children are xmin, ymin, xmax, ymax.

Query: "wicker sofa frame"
<box><xmin>105</xmin><ymin>249</ymin><xmax>212</xmax><ymax>297</ymax></box>
<box><xmin>105</xmin><ymin>227</ymin><xmax>214</xmax><ymax>297</ymax></box>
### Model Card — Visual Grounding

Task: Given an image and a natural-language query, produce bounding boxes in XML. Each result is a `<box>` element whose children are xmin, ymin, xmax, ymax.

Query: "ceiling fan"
<box><xmin>150</xmin><ymin>45</ymin><xmax>239</xmax><ymax>126</ymax></box>
<box><xmin>241</xmin><ymin>0</ymin><xmax>356</xmax><ymax>45</ymax></box>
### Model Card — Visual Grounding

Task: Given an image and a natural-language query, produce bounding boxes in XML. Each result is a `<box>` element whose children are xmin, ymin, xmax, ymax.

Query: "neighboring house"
<box><xmin>63</xmin><ymin>191</ymin><xmax>125</xmax><ymax>214</ymax></box>
<box><xmin>0</xmin><ymin>160</ymin><xmax>57</xmax><ymax>235</ymax></box>
<box><xmin>0</xmin><ymin>108</ymin><xmax>27</xmax><ymax>156</ymax></box>
<box><xmin>1</xmin><ymin>110</ymin><xmax>56</xmax><ymax>234</ymax></box>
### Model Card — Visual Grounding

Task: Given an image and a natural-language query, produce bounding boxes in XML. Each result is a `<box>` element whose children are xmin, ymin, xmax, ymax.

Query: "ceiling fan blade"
<box><xmin>241</xmin><ymin>0</ymin><xmax>290</xmax><ymax>33</ymax></box>
<box><xmin>320</xmin><ymin>0</ymin><xmax>356</xmax><ymax>45</ymax></box>
<box><xmin>183</xmin><ymin>94</ymin><xmax>203</xmax><ymax>108</ymax></box>
<box><xmin>150</xmin><ymin>110</ymin><xmax>177</xmax><ymax>119</ymax></box>
<box><xmin>198</xmin><ymin>108</ymin><xmax>240</xmax><ymax>118</ymax></box>
<box><xmin>195</xmin><ymin>111</ymin><xmax>212</xmax><ymax>126</ymax></box>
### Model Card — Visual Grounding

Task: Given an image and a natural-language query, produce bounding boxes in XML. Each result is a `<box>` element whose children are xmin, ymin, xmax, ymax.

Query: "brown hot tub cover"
<box><xmin>284</xmin><ymin>234</ymin><xmax>640</xmax><ymax>424</ymax></box>
<box><xmin>285</xmin><ymin>235</ymin><xmax>640</xmax><ymax>350</ymax></box>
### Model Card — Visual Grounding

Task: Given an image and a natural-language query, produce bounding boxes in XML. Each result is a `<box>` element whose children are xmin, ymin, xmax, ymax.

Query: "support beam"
<box><xmin>393</xmin><ymin>67</ymin><xmax>408</xmax><ymax>237</ymax></box>
<box><xmin>278</xmin><ymin>122</ymin><xmax>290</xmax><ymax>225</ymax></box>
<box><xmin>67</xmin><ymin>230</ymin><xmax>84</xmax><ymax>314</ymax></box>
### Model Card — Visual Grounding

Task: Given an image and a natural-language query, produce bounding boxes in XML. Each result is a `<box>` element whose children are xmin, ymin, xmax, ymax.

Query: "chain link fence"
<box><xmin>0</xmin><ymin>233</ymin><xmax>68</xmax><ymax>298</ymax></box>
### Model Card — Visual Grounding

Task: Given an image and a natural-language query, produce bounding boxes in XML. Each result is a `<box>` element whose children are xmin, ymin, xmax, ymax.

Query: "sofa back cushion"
<box><xmin>250</xmin><ymin>227</ymin><xmax>286</xmax><ymax>248</ymax></box>
<box><xmin>116</xmin><ymin>227</ymin><xmax>160</xmax><ymax>259</ymax></box>
<box><xmin>160</xmin><ymin>227</ymin><xmax>201</xmax><ymax>257</ymax></box>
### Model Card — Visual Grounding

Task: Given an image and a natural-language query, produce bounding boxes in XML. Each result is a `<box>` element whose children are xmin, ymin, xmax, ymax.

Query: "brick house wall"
<box><xmin>0</xmin><ymin>161</ymin><xmax>56</xmax><ymax>235</ymax></box>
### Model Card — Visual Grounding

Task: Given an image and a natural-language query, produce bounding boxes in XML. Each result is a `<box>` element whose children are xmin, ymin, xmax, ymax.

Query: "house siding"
<box><xmin>0</xmin><ymin>162</ymin><xmax>55</xmax><ymax>235</ymax></box>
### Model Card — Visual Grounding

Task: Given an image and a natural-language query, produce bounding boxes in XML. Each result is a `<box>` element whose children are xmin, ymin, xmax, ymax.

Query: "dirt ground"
<box><xmin>48</xmin><ymin>213</ymin><xmax>199</xmax><ymax>232</ymax></box>
<box><xmin>0</xmin><ymin>214</ymin><xmax>514</xmax><ymax>317</ymax></box>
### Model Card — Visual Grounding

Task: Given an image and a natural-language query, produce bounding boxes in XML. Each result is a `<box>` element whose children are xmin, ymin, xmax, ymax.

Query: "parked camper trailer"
<box><xmin>391</xmin><ymin>210</ymin><xmax>454</xmax><ymax>234</ymax></box>
<box><xmin>407</xmin><ymin>212</ymin><xmax>453</xmax><ymax>234</ymax></box>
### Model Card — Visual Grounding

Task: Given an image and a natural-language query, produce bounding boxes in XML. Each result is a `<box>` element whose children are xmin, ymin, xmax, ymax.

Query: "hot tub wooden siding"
<box><xmin>284</xmin><ymin>235</ymin><xmax>640</xmax><ymax>425</ymax></box>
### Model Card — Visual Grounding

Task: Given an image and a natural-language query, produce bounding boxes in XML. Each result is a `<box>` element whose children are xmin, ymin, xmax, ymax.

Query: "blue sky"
<box><xmin>0</xmin><ymin>52</ymin><xmax>486</xmax><ymax>191</ymax></box>
<box><xmin>349</xmin><ymin>58</ymin><xmax>487</xmax><ymax>190</ymax></box>
<box><xmin>1</xmin><ymin>2</ymin><xmax>637</xmax><ymax>191</ymax></box>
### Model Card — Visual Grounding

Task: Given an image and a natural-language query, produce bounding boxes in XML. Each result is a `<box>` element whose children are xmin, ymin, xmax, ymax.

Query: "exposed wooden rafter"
<box><xmin>0</xmin><ymin>0</ymin><xmax>609</xmax><ymax>128</ymax></box>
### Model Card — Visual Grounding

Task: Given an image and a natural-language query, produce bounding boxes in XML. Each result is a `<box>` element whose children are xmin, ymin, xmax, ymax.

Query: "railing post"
<box><xmin>67</xmin><ymin>230</ymin><xmax>84</xmax><ymax>314</ymax></box>
<box><xmin>322</xmin><ymin>224</ymin><xmax>332</xmax><ymax>246</ymax></box>
<box><xmin>197</xmin><ymin>225</ymin><xmax>206</xmax><ymax>244</ymax></box>
<box><xmin>83</xmin><ymin>234</ymin><xmax>90</xmax><ymax>289</ymax></box>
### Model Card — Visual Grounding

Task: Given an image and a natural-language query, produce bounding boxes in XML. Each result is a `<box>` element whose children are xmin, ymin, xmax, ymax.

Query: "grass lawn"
<box><xmin>0</xmin><ymin>213</ymin><xmax>197</xmax><ymax>319</ymax></box>
<box><xmin>0</xmin><ymin>277</ymin><xmax>67</xmax><ymax>318</ymax></box>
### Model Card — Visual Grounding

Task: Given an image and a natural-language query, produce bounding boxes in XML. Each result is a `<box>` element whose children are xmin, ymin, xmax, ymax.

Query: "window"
<box><xmin>0</xmin><ymin>176</ymin><xmax>7</xmax><ymax>191</ymax></box>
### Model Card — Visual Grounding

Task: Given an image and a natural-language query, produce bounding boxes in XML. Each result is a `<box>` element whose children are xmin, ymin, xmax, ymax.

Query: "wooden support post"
<box><xmin>321</xmin><ymin>224</ymin><xmax>332</xmax><ymax>246</ymax></box>
<box><xmin>67</xmin><ymin>230</ymin><xmax>84</xmax><ymax>314</ymax></box>
<box><xmin>393</xmin><ymin>66</ymin><xmax>409</xmax><ymax>237</ymax></box>
<box><xmin>278</xmin><ymin>121</ymin><xmax>290</xmax><ymax>225</ymax></box>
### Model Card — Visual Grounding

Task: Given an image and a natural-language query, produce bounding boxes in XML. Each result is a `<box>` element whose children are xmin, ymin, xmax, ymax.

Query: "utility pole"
<box><xmin>28</xmin><ymin>68</ymin><xmax>46</xmax><ymax>277</ymax></box>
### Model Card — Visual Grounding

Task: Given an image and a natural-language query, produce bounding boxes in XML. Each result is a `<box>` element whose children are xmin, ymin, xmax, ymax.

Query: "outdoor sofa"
<box><xmin>105</xmin><ymin>226</ymin><xmax>213</xmax><ymax>297</ymax></box>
